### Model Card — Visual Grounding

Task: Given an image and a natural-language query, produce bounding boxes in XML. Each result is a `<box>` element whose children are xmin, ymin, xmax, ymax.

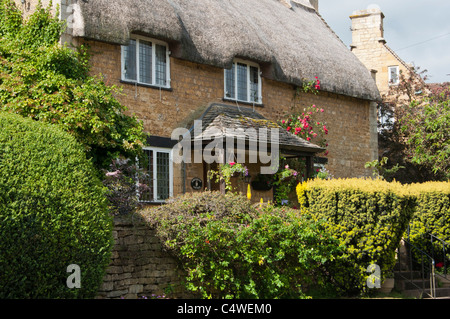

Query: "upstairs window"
<box><xmin>388</xmin><ymin>66</ymin><xmax>399</xmax><ymax>85</ymax></box>
<box><xmin>224</xmin><ymin>60</ymin><xmax>262</xmax><ymax>104</ymax></box>
<box><xmin>121</xmin><ymin>36</ymin><xmax>170</xmax><ymax>88</ymax></box>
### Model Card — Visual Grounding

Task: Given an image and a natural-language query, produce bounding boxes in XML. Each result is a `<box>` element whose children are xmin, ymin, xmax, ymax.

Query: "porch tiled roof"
<box><xmin>191</xmin><ymin>103</ymin><xmax>325</xmax><ymax>154</ymax></box>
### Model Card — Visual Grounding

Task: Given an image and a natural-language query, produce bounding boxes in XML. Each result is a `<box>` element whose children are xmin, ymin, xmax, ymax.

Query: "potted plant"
<box><xmin>379</xmin><ymin>274</ymin><xmax>395</xmax><ymax>294</ymax></box>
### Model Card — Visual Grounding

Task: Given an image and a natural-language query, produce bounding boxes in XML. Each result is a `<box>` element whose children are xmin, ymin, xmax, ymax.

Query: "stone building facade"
<box><xmin>13</xmin><ymin>0</ymin><xmax>380</xmax><ymax>201</ymax></box>
<box><xmin>349</xmin><ymin>5</ymin><xmax>420</xmax><ymax>99</ymax></box>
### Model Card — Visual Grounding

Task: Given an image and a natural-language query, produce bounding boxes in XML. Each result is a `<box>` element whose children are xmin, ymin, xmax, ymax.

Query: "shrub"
<box><xmin>0</xmin><ymin>112</ymin><xmax>113</xmax><ymax>298</ymax></box>
<box><xmin>102</xmin><ymin>157</ymin><xmax>148</xmax><ymax>215</ymax></box>
<box><xmin>142</xmin><ymin>191</ymin><xmax>341</xmax><ymax>299</ymax></box>
<box><xmin>296</xmin><ymin>178</ymin><xmax>415</xmax><ymax>296</ymax></box>
<box><xmin>406</xmin><ymin>182</ymin><xmax>450</xmax><ymax>262</ymax></box>
<box><xmin>0</xmin><ymin>0</ymin><xmax>146</xmax><ymax>170</ymax></box>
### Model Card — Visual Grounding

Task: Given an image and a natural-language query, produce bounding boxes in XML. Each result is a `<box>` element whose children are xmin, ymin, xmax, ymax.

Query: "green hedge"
<box><xmin>296</xmin><ymin>178</ymin><xmax>415</xmax><ymax>295</ymax></box>
<box><xmin>407</xmin><ymin>182</ymin><xmax>450</xmax><ymax>261</ymax></box>
<box><xmin>143</xmin><ymin>191</ymin><xmax>342</xmax><ymax>299</ymax></box>
<box><xmin>0</xmin><ymin>112</ymin><xmax>113</xmax><ymax>298</ymax></box>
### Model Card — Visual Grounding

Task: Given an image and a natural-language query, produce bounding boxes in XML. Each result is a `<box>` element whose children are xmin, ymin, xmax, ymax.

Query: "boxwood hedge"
<box><xmin>406</xmin><ymin>182</ymin><xmax>450</xmax><ymax>262</ymax></box>
<box><xmin>296</xmin><ymin>178</ymin><xmax>415</xmax><ymax>295</ymax></box>
<box><xmin>0</xmin><ymin>112</ymin><xmax>113</xmax><ymax>298</ymax></box>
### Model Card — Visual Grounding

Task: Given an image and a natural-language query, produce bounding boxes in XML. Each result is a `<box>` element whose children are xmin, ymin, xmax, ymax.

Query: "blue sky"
<box><xmin>319</xmin><ymin>0</ymin><xmax>450</xmax><ymax>83</ymax></box>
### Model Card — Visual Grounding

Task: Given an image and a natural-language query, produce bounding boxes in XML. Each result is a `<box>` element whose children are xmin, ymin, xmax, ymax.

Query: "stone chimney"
<box><xmin>309</xmin><ymin>0</ymin><xmax>318</xmax><ymax>12</ymax></box>
<box><xmin>350</xmin><ymin>5</ymin><xmax>385</xmax><ymax>50</ymax></box>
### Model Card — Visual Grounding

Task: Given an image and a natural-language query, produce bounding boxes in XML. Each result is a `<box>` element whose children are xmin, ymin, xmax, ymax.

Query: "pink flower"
<box><xmin>282</xmin><ymin>120</ymin><xmax>285</xmax><ymax>124</ymax></box>
<box><xmin>106</xmin><ymin>170</ymin><xmax>120</xmax><ymax>177</ymax></box>
<box><xmin>307</xmin><ymin>137</ymin><xmax>311</xmax><ymax>141</ymax></box>
<box><xmin>320</xmin><ymin>109</ymin><xmax>324</xmax><ymax>113</ymax></box>
<box><xmin>287</xmin><ymin>126</ymin><xmax>291</xmax><ymax>131</ymax></box>
<box><xmin>285</xmin><ymin>165</ymin><xmax>289</xmax><ymax>169</ymax></box>
<box><xmin>229</xmin><ymin>162</ymin><xmax>235</xmax><ymax>166</ymax></box>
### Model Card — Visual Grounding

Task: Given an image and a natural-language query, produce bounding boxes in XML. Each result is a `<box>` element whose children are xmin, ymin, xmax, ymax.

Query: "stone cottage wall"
<box><xmin>96</xmin><ymin>214</ymin><xmax>193</xmax><ymax>299</ymax></box>
<box><xmin>82</xmin><ymin>39</ymin><xmax>377</xmax><ymax>183</ymax></box>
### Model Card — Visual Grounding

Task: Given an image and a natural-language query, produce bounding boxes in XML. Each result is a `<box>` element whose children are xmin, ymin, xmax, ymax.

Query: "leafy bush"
<box><xmin>0</xmin><ymin>0</ymin><xmax>145</xmax><ymax>169</ymax></box>
<box><xmin>142</xmin><ymin>191</ymin><xmax>342</xmax><ymax>299</ymax></box>
<box><xmin>296</xmin><ymin>178</ymin><xmax>415</xmax><ymax>296</ymax></box>
<box><xmin>0</xmin><ymin>112</ymin><xmax>113</xmax><ymax>298</ymax></box>
<box><xmin>102</xmin><ymin>158</ymin><xmax>148</xmax><ymax>215</ymax></box>
<box><xmin>407</xmin><ymin>182</ymin><xmax>450</xmax><ymax>261</ymax></box>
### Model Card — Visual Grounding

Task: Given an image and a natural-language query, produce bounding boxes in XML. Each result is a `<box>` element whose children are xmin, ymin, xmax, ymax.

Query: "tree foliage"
<box><xmin>378</xmin><ymin>65</ymin><xmax>449</xmax><ymax>182</ymax></box>
<box><xmin>0</xmin><ymin>0</ymin><xmax>146</xmax><ymax>169</ymax></box>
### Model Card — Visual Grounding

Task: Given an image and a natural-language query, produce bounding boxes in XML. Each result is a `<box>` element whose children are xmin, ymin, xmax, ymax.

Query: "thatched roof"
<box><xmin>191</xmin><ymin>103</ymin><xmax>325</xmax><ymax>155</ymax></box>
<box><xmin>73</xmin><ymin>0</ymin><xmax>380</xmax><ymax>101</ymax></box>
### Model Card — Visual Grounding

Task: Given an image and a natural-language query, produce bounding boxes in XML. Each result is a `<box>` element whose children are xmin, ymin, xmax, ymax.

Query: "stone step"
<box><xmin>394</xmin><ymin>270</ymin><xmax>450</xmax><ymax>298</ymax></box>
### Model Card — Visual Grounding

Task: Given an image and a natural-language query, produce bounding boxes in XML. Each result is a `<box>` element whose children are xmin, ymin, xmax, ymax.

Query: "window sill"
<box><xmin>139</xmin><ymin>200</ymin><xmax>167</xmax><ymax>205</ymax></box>
<box><xmin>222</xmin><ymin>98</ymin><xmax>264</xmax><ymax>107</ymax></box>
<box><xmin>120</xmin><ymin>80</ymin><xmax>173</xmax><ymax>92</ymax></box>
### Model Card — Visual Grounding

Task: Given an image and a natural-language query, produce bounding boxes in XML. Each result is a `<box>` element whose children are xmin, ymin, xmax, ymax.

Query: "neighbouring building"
<box><xmin>349</xmin><ymin>5</ymin><xmax>424</xmax><ymax>101</ymax></box>
<box><xmin>14</xmin><ymin>0</ymin><xmax>381</xmax><ymax>204</ymax></box>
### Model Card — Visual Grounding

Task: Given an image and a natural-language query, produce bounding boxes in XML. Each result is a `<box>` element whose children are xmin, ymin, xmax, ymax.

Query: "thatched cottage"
<box><xmin>16</xmin><ymin>0</ymin><xmax>380</xmax><ymax>203</ymax></box>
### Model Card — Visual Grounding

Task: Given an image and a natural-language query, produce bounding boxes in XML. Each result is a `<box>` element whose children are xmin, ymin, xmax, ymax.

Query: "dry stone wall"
<box><xmin>97</xmin><ymin>214</ymin><xmax>194</xmax><ymax>299</ymax></box>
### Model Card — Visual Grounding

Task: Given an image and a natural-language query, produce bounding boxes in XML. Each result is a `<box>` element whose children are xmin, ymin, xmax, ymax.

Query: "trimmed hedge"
<box><xmin>407</xmin><ymin>182</ymin><xmax>450</xmax><ymax>261</ymax></box>
<box><xmin>143</xmin><ymin>191</ymin><xmax>342</xmax><ymax>299</ymax></box>
<box><xmin>0</xmin><ymin>112</ymin><xmax>113</xmax><ymax>298</ymax></box>
<box><xmin>296</xmin><ymin>178</ymin><xmax>415</xmax><ymax>295</ymax></box>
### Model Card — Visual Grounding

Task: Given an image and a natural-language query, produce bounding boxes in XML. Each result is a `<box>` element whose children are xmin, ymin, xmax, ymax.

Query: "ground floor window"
<box><xmin>139</xmin><ymin>147</ymin><xmax>173</xmax><ymax>202</ymax></box>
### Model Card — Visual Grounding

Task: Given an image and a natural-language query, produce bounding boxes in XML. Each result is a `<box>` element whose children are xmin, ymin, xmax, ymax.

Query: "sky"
<box><xmin>319</xmin><ymin>0</ymin><xmax>450</xmax><ymax>83</ymax></box>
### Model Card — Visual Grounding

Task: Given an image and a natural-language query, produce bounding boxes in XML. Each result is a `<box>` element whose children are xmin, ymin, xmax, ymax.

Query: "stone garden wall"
<box><xmin>96</xmin><ymin>214</ymin><xmax>193</xmax><ymax>299</ymax></box>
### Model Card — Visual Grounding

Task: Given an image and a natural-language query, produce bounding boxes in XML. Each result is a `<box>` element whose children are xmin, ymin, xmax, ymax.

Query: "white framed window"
<box><xmin>224</xmin><ymin>59</ymin><xmax>262</xmax><ymax>104</ymax></box>
<box><xmin>139</xmin><ymin>147</ymin><xmax>173</xmax><ymax>203</ymax></box>
<box><xmin>388</xmin><ymin>66</ymin><xmax>400</xmax><ymax>85</ymax></box>
<box><xmin>121</xmin><ymin>35</ymin><xmax>171</xmax><ymax>88</ymax></box>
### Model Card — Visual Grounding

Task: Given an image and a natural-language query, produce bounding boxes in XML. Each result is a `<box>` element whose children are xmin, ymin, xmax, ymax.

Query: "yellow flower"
<box><xmin>258</xmin><ymin>256</ymin><xmax>265</xmax><ymax>266</ymax></box>
<box><xmin>247</xmin><ymin>184</ymin><xmax>252</xmax><ymax>200</ymax></box>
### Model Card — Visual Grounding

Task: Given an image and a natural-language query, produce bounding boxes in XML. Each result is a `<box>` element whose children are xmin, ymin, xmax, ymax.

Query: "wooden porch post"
<box><xmin>306</xmin><ymin>156</ymin><xmax>314</xmax><ymax>179</ymax></box>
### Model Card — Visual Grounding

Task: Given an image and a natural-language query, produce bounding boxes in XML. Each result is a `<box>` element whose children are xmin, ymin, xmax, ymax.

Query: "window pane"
<box><xmin>140</xmin><ymin>150</ymin><xmax>154</xmax><ymax>202</ymax></box>
<box><xmin>389</xmin><ymin>66</ymin><xmax>399</xmax><ymax>85</ymax></box>
<box><xmin>123</xmin><ymin>39</ymin><xmax>137</xmax><ymax>81</ymax></box>
<box><xmin>156</xmin><ymin>152</ymin><xmax>170</xmax><ymax>200</ymax></box>
<box><xmin>139</xmin><ymin>40</ymin><xmax>153</xmax><ymax>84</ymax></box>
<box><xmin>237</xmin><ymin>63</ymin><xmax>248</xmax><ymax>101</ymax></box>
<box><xmin>225</xmin><ymin>64</ymin><xmax>235</xmax><ymax>99</ymax></box>
<box><xmin>249</xmin><ymin>66</ymin><xmax>259</xmax><ymax>102</ymax></box>
<box><xmin>155</xmin><ymin>44</ymin><xmax>167</xmax><ymax>86</ymax></box>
